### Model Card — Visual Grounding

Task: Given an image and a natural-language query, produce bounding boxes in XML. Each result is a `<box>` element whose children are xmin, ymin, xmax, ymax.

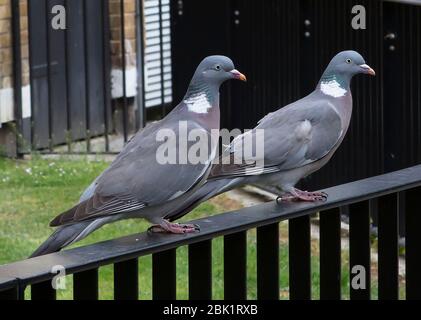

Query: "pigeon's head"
<box><xmin>192</xmin><ymin>55</ymin><xmax>246</xmax><ymax>86</ymax></box>
<box><xmin>324</xmin><ymin>50</ymin><xmax>375</xmax><ymax>78</ymax></box>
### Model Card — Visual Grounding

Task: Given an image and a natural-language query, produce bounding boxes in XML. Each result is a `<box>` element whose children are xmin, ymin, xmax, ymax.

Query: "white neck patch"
<box><xmin>320</xmin><ymin>79</ymin><xmax>347</xmax><ymax>98</ymax></box>
<box><xmin>184</xmin><ymin>92</ymin><xmax>212</xmax><ymax>114</ymax></box>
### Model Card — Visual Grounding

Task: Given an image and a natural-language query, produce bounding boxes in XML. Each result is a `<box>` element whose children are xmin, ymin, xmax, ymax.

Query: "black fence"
<box><xmin>1</xmin><ymin>164</ymin><xmax>421</xmax><ymax>300</ymax></box>
<box><xmin>171</xmin><ymin>0</ymin><xmax>421</xmax><ymax>190</ymax></box>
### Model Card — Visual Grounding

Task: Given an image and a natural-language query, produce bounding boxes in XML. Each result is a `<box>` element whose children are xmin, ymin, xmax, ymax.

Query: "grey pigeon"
<box><xmin>30</xmin><ymin>56</ymin><xmax>246</xmax><ymax>257</ymax></box>
<box><xmin>164</xmin><ymin>50</ymin><xmax>375</xmax><ymax>222</ymax></box>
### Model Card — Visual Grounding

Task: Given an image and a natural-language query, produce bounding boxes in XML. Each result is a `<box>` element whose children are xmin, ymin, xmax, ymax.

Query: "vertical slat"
<box><xmin>101</xmin><ymin>0</ymin><xmax>111</xmax><ymax>151</ymax></box>
<box><xmin>135</xmin><ymin>0</ymin><xmax>146</xmax><ymax>129</ymax></box>
<box><xmin>405</xmin><ymin>187</ymin><xmax>421</xmax><ymax>299</ymax></box>
<box><xmin>82</xmin><ymin>0</ymin><xmax>91</xmax><ymax>152</ymax></box>
<box><xmin>152</xmin><ymin>249</ymin><xmax>176</xmax><ymax>300</ymax></box>
<box><xmin>158</xmin><ymin>0</ymin><xmax>166</xmax><ymax>116</ymax></box>
<box><xmin>257</xmin><ymin>223</ymin><xmax>279</xmax><ymax>300</ymax></box>
<box><xmin>377</xmin><ymin>193</ymin><xmax>399</xmax><ymax>300</ymax></box>
<box><xmin>224</xmin><ymin>231</ymin><xmax>247</xmax><ymax>300</ymax></box>
<box><xmin>349</xmin><ymin>200</ymin><xmax>371</xmax><ymax>300</ymax></box>
<box><xmin>11</xmin><ymin>0</ymin><xmax>23</xmax><ymax>155</ymax></box>
<box><xmin>0</xmin><ymin>288</ymin><xmax>17</xmax><ymax>300</ymax></box>
<box><xmin>73</xmin><ymin>269</ymin><xmax>99</xmax><ymax>300</ymax></box>
<box><xmin>189</xmin><ymin>240</ymin><xmax>212</xmax><ymax>300</ymax></box>
<box><xmin>319</xmin><ymin>207</ymin><xmax>341</xmax><ymax>300</ymax></box>
<box><xmin>114</xmin><ymin>258</ymin><xmax>139</xmax><ymax>300</ymax></box>
<box><xmin>289</xmin><ymin>215</ymin><xmax>311</xmax><ymax>300</ymax></box>
<box><xmin>120</xmin><ymin>0</ymin><xmax>128</xmax><ymax>142</ymax></box>
<box><xmin>31</xmin><ymin>280</ymin><xmax>56</xmax><ymax>300</ymax></box>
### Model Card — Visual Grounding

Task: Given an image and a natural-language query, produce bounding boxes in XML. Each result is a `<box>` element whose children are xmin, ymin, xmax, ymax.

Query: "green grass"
<box><xmin>0</xmin><ymin>156</ymin><xmax>395</xmax><ymax>299</ymax></box>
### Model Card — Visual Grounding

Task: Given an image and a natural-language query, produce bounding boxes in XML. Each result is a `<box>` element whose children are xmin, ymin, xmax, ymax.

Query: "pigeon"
<box><xmin>164</xmin><ymin>50</ymin><xmax>375</xmax><ymax>222</ymax></box>
<box><xmin>30</xmin><ymin>55</ymin><xmax>246</xmax><ymax>257</ymax></box>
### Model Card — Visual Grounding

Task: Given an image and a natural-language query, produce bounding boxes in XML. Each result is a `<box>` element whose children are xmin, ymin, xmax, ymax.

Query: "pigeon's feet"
<box><xmin>276</xmin><ymin>188</ymin><xmax>328</xmax><ymax>203</ymax></box>
<box><xmin>148</xmin><ymin>220</ymin><xmax>200</xmax><ymax>234</ymax></box>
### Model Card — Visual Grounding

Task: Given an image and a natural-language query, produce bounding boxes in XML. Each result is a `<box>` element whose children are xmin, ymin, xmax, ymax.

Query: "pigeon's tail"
<box><xmin>29</xmin><ymin>220</ymin><xmax>102</xmax><ymax>258</ymax></box>
<box><xmin>166</xmin><ymin>178</ymin><xmax>242</xmax><ymax>222</ymax></box>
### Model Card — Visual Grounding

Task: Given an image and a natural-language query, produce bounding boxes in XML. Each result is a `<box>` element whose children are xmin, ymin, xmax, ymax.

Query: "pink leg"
<box><xmin>276</xmin><ymin>188</ymin><xmax>327</xmax><ymax>203</ymax></box>
<box><xmin>148</xmin><ymin>220</ymin><xmax>200</xmax><ymax>234</ymax></box>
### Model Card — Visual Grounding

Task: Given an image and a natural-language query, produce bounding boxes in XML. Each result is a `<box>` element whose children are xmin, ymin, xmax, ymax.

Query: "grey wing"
<box><xmin>52</xmin><ymin>118</ymin><xmax>213</xmax><ymax>226</ymax></box>
<box><xmin>210</xmin><ymin>101</ymin><xmax>343</xmax><ymax>178</ymax></box>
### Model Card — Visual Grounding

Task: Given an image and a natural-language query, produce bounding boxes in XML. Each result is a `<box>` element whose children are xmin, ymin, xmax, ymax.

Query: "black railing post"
<box><xmin>377</xmin><ymin>193</ymin><xmax>399</xmax><ymax>300</ymax></box>
<box><xmin>224</xmin><ymin>231</ymin><xmax>247</xmax><ymax>300</ymax></box>
<box><xmin>32</xmin><ymin>280</ymin><xmax>56</xmax><ymax>300</ymax></box>
<box><xmin>189</xmin><ymin>240</ymin><xmax>212</xmax><ymax>300</ymax></box>
<box><xmin>319</xmin><ymin>207</ymin><xmax>341</xmax><ymax>300</ymax></box>
<box><xmin>256</xmin><ymin>223</ymin><xmax>279</xmax><ymax>300</ymax></box>
<box><xmin>114</xmin><ymin>259</ymin><xmax>139</xmax><ymax>300</ymax></box>
<box><xmin>152</xmin><ymin>249</ymin><xmax>176</xmax><ymax>300</ymax></box>
<box><xmin>289</xmin><ymin>215</ymin><xmax>311</xmax><ymax>300</ymax></box>
<box><xmin>349</xmin><ymin>200</ymin><xmax>371</xmax><ymax>300</ymax></box>
<box><xmin>73</xmin><ymin>269</ymin><xmax>99</xmax><ymax>300</ymax></box>
<box><xmin>405</xmin><ymin>186</ymin><xmax>421</xmax><ymax>299</ymax></box>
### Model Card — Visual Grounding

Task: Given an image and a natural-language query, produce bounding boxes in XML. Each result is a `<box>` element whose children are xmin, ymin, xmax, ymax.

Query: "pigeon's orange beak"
<box><xmin>360</xmin><ymin>64</ymin><xmax>376</xmax><ymax>76</ymax></box>
<box><xmin>230</xmin><ymin>69</ymin><xmax>247</xmax><ymax>82</ymax></box>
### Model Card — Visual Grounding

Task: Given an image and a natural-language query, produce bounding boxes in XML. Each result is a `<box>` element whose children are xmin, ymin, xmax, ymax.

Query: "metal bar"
<box><xmin>45</xmin><ymin>0</ymin><xmax>52</xmax><ymax>152</ymax></box>
<box><xmin>102</xmin><ymin>0</ymin><xmax>111</xmax><ymax>152</ymax></box>
<box><xmin>73</xmin><ymin>269</ymin><xmax>99</xmax><ymax>300</ymax></box>
<box><xmin>224</xmin><ymin>231</ymin><xmax>247</xmax><ymax>300</ymax></box>
<box><xmin>289</xmin><ymin>215</ymin><xmax>311</xmax><ymax>300</ymax></box>
<box><xmin>114</xmin><ymin>258</ymin><xmax>138</xmax><ymax>300</ymax></box>
<box><xmin>256</xmin><ymin>223</ymin><xmax>279</xmax><ymax>300</ymax></box>
<box><xmin>135</xmin><ymin>0</ymin><xmax>146</xmax><ymax>129</ymax></box>
<box><xmin>27</xmin><ymin>0</ymin><xmax>34</xmax><ymax>150</ymax></box>
<box><xmin>188</xmin><ymin>240</ymin><xmax>212</xmax><ymax>300</ymax></box>
<box><xmin>11</xmin><ymin>0</ymin><xmax>23</xmax><ymax>155</ymax></box>
<box><xmin>319</xmin><ymin>207</ymin><xmax>341</xmax><ymax>300</ymax></box>
<box><xmin>82</xmin><ymin>0</ymin><xmax>91</xmax><ymax>152</ymax></box>
<box><xmin>405</xmin><ymin>186</ymin><xmax>421</xmax><ymax>299</ymax></box>
<box><xmin>31</xmin><ymin>280</ymin><xmax>56</xmax><ymax>300</ymax></box>
<box><xmin>349</xmin><ymin>200</ymin><xmax>371</xmax><ymax>300</ymax></box>
<box><xmin>120</xmin><ymin>0</ymin><xmax>128</xmax><ymax>142</ymax></box>
<box><xmin>152</xmin><ymin>249</ymin><xmax>176</xmax><ymax>300</ymax></box>
<box><xmin>377</xmin><ymin>193</ymin><xmax>399</xmax><ymax>300</ymax></box>
<box><xmin>64</xmin><ymin>0</ymin><xmax>71</xmax><ymax>152</ymax></box>
<box><xmin>0</xmin><ymin>287</ymin><xmax>19</xmax><ymax>300</ymax></box>
<box><xmin>158</xmin><ymin>0</ymin><xmax>166</xmax><ymax>116</ymax></box>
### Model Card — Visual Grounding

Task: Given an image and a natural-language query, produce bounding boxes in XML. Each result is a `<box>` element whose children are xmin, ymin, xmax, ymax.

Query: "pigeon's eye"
<box><xmin>346</xmin><ymin>58</ymin><xmax>352</xmax><ymax>64</ymax></box>
<box><xmin>215</xmin><ymin>65</ymin><xmax>221</xmax><ymax>71</ymax></box>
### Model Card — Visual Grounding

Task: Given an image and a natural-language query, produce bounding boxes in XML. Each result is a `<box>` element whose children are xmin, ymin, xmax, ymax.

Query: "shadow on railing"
<box><xmin>1</xmin><ymin>165</ymin><xmax>421</xmax><ymax>300</ymax></box>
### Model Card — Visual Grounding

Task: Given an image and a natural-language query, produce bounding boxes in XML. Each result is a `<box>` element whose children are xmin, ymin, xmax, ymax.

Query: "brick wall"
<box><xmin>0</xmin><ymin>0</ymin><xmax>29</xmax><ymax>91</ymax></box>
<box><xmin>0</xmin><ymin>0</ymin><xmax>137</xmax><ymax>125</ymax></box>
<box><xmin>109</xmin><ymin>0</ymin><xmax>137</xmax><ymax>69</ymax></box>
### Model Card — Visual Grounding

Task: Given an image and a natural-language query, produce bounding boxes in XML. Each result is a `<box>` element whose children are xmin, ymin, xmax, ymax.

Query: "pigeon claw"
<box><xmin>148</xmin><ymin>221</ymin><xmax>201</xmax><ymax>234</ymax></box>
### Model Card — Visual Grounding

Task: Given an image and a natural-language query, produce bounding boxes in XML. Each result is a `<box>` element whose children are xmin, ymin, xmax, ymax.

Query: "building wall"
<box><xmin>0</xmin><ymin>0</ymin><xmax>138</xmax><ymax>126</ymax></box>
<box><xmin>0</xmin><ymin>0</ymin><xmax>30</xmax><ymax>125</ymax></box>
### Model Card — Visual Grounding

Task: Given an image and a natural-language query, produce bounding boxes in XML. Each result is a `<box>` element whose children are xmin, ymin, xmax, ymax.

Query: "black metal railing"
<box><xmin>1</xmin><ymin>165</ymin><xmax>421</xmax><ymax>300</ymax></box>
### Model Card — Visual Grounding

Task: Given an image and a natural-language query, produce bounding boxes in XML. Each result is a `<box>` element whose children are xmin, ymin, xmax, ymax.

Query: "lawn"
<box><xmin>1</xmin><ymin>156</ymin><xmax>388</xmax><ymax>300</ymax></box>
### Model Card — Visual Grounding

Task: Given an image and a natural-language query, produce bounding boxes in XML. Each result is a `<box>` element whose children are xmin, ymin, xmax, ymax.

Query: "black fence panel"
<box><xmin>170</xmin><ymin>0</ymin><xmax>421</xmax><ymax>190</ymax></box>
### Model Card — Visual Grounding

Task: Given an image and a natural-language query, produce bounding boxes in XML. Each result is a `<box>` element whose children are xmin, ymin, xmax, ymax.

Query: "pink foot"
<box><xmin>148</xmin><ymin>220</ymin><xmax>200</xmax><ymax>234</ymax></box>
<box><xmin>276</xmin><ymin>189</ymin><xmax>327</xmax><ymax>203</ymax></box>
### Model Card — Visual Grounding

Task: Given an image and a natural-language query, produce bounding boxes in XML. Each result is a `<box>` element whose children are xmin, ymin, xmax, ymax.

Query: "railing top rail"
<box><xmin>384</xmin><ymin>0</ymin><xmax>421</xmax><ymax>6</ymax></box>
<box><xmin>1</xmin><ymin>164</ymin><xmax>421</xmax><ymax>286</ymax></box>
